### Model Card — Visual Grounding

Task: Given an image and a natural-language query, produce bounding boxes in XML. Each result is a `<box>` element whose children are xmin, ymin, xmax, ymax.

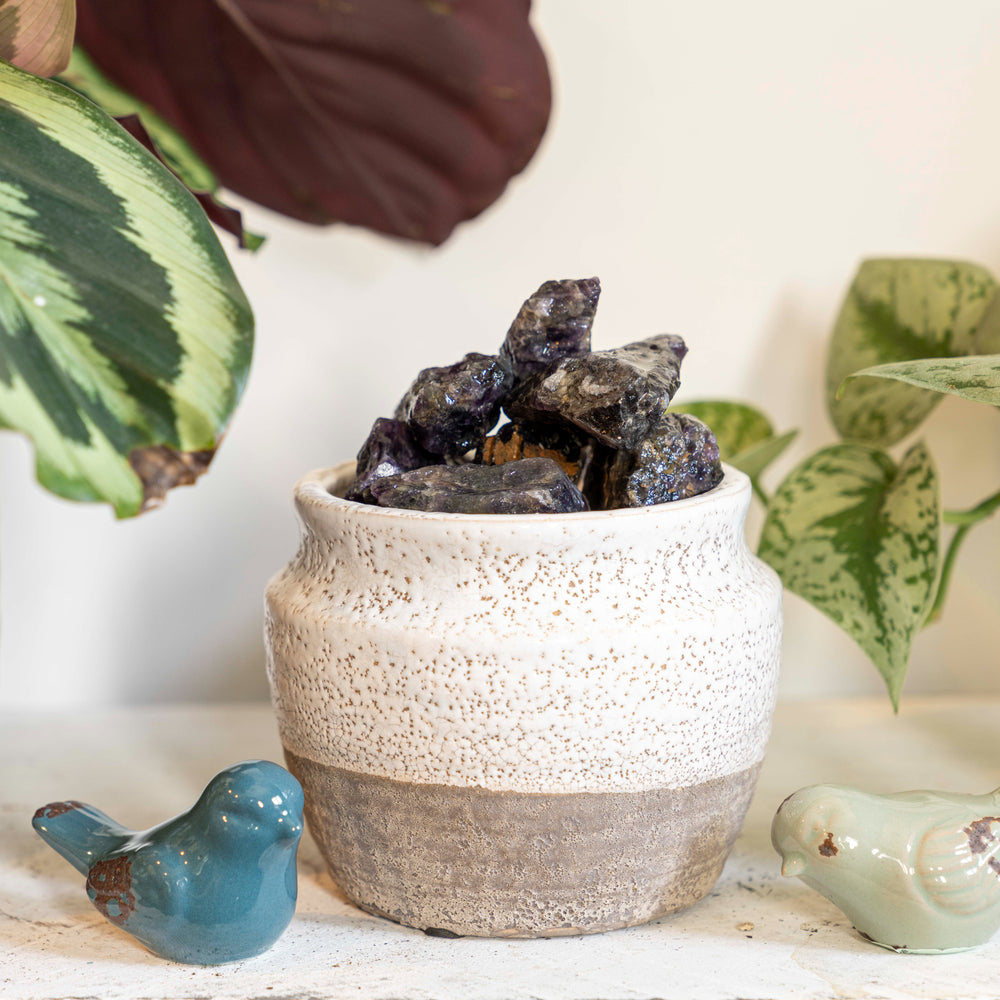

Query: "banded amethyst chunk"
<box><xmin>603</xmin><ymin>413</ymin><xmax>723</xmax><ymax>508</ymax></box>
<box><xmin>500</xmin><ymin>277</ymin><xmax>601</xmax><ymax>378</ymax></box>
<box><xmin>345</xmin><ymin>417</ymin><xmax>437</xmax><ymax>503</ymax></box>
<box><xmin>395</xmin><ymin>352</ymin><xmax>514</xmax><ymax>456</ymax></box>
<box><xmin>504</xmin><ymin>333</ymin><xmax>687</xmax><ymax>450</ymax></box>
<box><xmin>369</xmin><ymin>457</ymin><xmax>589</xmax><ymax>514</ymax></box>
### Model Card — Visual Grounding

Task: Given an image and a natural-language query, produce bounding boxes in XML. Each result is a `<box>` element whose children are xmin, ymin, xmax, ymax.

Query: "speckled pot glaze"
<box><xmin>265</xmin><ymin>461</ymin><xmax>782</xmax><ymax>937</ymax></box>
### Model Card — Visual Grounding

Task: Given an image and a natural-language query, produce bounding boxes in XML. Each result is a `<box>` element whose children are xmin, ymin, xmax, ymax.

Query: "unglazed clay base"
<box><xmin>287</xmin><ymin>750</ymin><xmax>761</xmax><ymax>937</ymax></box>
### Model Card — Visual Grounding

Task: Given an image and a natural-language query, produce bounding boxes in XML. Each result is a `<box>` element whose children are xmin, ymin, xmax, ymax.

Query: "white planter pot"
<box><xmin>265</xmin><ymin>461</ymin><xmax>781</xmax><ymax>937</ymax></box>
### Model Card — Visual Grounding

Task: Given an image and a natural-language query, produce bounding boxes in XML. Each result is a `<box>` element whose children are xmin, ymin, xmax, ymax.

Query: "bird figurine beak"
<box><xmin>781</xmin><ymin>853</ymin><xmax>807</xmax><ymax>877</ymax></box>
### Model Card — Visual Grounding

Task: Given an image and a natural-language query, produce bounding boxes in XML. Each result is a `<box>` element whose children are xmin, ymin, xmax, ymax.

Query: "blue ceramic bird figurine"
<box><xmin>32</xmin><ymin>760</ymin><xmax>304</xmax><ymax>965</ymax></box>
<box><xmin>772</xmin><ymin>783</ymin><xmax>1000</xmax><ymax>954</ymax></box>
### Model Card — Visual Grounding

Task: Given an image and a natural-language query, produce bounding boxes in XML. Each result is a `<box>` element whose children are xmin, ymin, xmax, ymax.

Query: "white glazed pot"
<box><xmin>265</xmin><ymin>461</ymin><xmax>781</xmax><ymax>937</ymax></box>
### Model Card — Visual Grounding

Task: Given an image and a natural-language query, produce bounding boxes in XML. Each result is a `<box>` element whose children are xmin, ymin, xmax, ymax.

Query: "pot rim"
<box><xmin>293</xmin><ymin>460</ymin><xmax>749</xmax><ymax>525</ymax></box>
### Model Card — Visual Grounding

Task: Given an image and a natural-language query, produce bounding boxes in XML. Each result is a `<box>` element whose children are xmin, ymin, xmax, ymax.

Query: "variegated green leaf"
<box><xmin>843</xmin><ymin>354</ymin><xmax>1000</xmax><ymax>407</ymax></box>
<box><xmin>0</xmin><ymin>0</ymin><xmax>75</xmax><ymax>77</ymax></box>
<box><xmin>730</xmin><ymin>429</ymin><xmax>798</xmax><ymax>483</ymax></box>
<box><xmin>57</xmin><ymin>48</ymin><xmax>264</xmax><ymax>251</ymax></box>
<box><xmin>57</xmin><ymin>47</ymin><xmax>215</xmax><ymax>192</ymax></box>
<box><xmin>968</xmin><ymin>280</ymin><xmax>1000</xmax><ymax>354</ymax></box>
<box><xmin>0</xmin><ymin>60</ymin><xmax>253</xmax><ymax>517</ymax></box>
<box><xmin>758</xmin><ymin>442</ymin><xmax>940</xmax><ymax>708</ymax></box>
<box><xmin>670</xmin><ymin>400</ymin><xmax>796</xmax><ymax>490</ymax></box>
<box><xmin>827</xmin><ymin>259</ymin><xmax>998</xmax><ymax>446</ymax></box>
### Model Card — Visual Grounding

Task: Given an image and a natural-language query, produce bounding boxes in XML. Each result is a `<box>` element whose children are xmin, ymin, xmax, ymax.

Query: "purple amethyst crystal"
<box><xmin>369</xmin><ymin>457</ymin><xmax>589</xmax><ymax>514</ymax></box>
<box><xmin>499</xmin><ymin>278</ymin><xmax>601</xmax><ymax>378</ymax></box>
<box><xmin>395</xmin><ymin>352</ymin><xmax>514</xmax><ymax>456</ymax></box>
<box><xmin>603</xmin><ymin>413</ymin><xmax>723</xmax><ymax>507</ymax></box>
<box><xmin>657</xmin><ymin>333</ymin><xmax>688</xmax><ymax>363</ymax></box>
<box><xmin>504</xmin><ymin>334</ymin><xmax>687</xmax><ymax>450</ymax></box>
<box><xmin>344</xmin><ymin>417</ymin><xmax>437</xmax><ymax>503</ymax></box>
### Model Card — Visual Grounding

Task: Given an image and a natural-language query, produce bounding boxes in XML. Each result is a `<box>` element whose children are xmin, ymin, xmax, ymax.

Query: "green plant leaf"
<box><xmin>730</xmin><ymin>429</ymin><xmax>798</xmax><ymax>482</ymax></box>
<box><xmin>0</xmin><ymin>60</ymin><xmax>254</xmax><ymax>517</ymax></box>
<box><xmin>0</xmin><ymin>0</ymin><xmax>76</xmax><ymax>77</ymax></box>
<box><xmin>826</xmin><ymin>259</ymin><xmax>997</xmax><ymax>446</ymax></box>
<box><xmin>56</xmin><ymin>48</ymin><xmax>265</xmax><ymax>251</ymax></box>
<box><xmin>758</xmin><ymin>442</ymin><xmax>940</xmax><ymax>708</ymax></box>
<box><xmin>57</xmin><ymin>47</ymin><xmax>215</xmax><ymax>191</ymax></box>
<box><xmin>843</xmin><ymin>354</ymin><xmax>1000</xmax><ymax>406</ymax></box>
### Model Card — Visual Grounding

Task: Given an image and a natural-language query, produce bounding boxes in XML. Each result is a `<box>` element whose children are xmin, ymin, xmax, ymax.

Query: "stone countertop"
<box><xmin>3</xmin><ymin>698</ymin><xmax>999</xmax><ymax>1000</ymax></box>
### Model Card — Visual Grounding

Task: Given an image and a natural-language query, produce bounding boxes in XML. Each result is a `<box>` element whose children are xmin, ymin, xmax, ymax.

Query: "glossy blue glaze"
<box><xmin>32</xmin><ymin>760</ymin><xmax>303</xmax><ymax>965</ymax></box>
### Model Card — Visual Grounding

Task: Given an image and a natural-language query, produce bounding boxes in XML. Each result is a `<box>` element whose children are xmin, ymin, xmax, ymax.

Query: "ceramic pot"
<box><xmin>265</xmin><ymin>461</ymin><xmax>781</xmax><ymax>937</ymax></box>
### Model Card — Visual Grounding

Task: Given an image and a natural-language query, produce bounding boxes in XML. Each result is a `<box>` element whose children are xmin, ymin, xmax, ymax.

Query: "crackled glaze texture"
<box><xmin>265</xmin><ymin>461</ymin><xmax>781</xmax><ymax>935</ymax></box>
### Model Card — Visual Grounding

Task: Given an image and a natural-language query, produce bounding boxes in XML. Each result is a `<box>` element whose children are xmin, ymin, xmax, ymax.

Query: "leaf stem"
<box><xmin>751</xmin><ymin>479</ymin><xmax>770</xmax><ymax>507</ymax></box>
<box><xmin>942</xmin><ymin>487</ymin><xmax>1000</xmax><ymax>526</ymax></box>
<box><xmin>926</xmin><ymin>486</ymin><xmax>1000</xmax><ymax>624</ymax></box>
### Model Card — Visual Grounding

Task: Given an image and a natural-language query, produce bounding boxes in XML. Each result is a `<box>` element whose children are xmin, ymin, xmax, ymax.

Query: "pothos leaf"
<box><xmin>842</xmin><ymin>354</ymin><xmax>1000</xmax><ymax>407</ymax></box>
<box><xmin>0</xmin><ymin>0</ymin><xmax>75</xmax><ymax>77</ymax></box>
<box><xmin>826</xmin><ymin>259</ymin><xmax>997</xmax><ymax>446</ymax></box>
<box><xmin>758</xmin><ymin>442</ymin><xmax>940</xmax><ymax>708</ymax></box>
<box><xmin>0</xmin><ymin>60</ymin><xmax>254</xmax><ymax>517</ymax></box>
<box><xmin>73</xmin><ymin>0</ymin><xmax>552</xmax><ymax>244</ymax></box>
<box><xmin>730</xmin><ymin>429</ymin><xmax>798</xmax><ymax>483</ymax></box>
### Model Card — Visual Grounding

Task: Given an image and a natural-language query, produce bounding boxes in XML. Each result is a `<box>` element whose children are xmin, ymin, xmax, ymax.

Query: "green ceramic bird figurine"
<box><xmin>32</xmin><ymin>760</ymin><xmax>304</xmax><ymax>964</ymax></box>
<box><xmin>772</xmin><ymin>783</ymin><xmax>1000</xmax><ymax>954</ymax></box>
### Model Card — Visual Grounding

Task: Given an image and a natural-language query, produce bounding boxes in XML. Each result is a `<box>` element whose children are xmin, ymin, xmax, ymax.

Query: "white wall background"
<box><xmin>2</xmin><ymin>0</ymin><xmax>999</xmax><ymax>708</ymax></box>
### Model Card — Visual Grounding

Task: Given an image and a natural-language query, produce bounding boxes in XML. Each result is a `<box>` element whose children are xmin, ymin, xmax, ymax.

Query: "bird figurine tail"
<box><xmin>32</xmin><ymin>801</ymin><xmax>131</xmax><ymax>876</ymax></box>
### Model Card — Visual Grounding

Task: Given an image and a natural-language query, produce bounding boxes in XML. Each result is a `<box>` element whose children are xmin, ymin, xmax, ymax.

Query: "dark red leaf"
<box><xmin>74</xmin><ymin>0</ymin><xmax>552</xmax><ymax>245</ymax></box>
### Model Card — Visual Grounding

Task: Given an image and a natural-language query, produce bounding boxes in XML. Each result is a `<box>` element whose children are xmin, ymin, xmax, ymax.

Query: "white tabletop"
<box><xmin>3</xmin><ymin>698</ymin><xmax>999</xmax><ymax>1000</ymax></box>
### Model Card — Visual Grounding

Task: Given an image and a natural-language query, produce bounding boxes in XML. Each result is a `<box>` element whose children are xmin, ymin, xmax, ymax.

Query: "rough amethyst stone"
<box><xmin>504</xmin><ymin>334</ymin><xmax>687</xmax><ymax>450</ymax></box>
<box><xmin>344</xmin><ymin>417</ymin><xmax>437</xmax><ymax>503</ymax></box>
<box><xmin>657</xmin><ymin>333</ymin><xmax>688</xmax><ymax>363</ymax></box>
<box><xmin>395</xmin><ymin>352</ymin><xmax>514</xmax><ymax>456</ymax></box>
<box><xmin>499</xmin><ymin>278</ymin><xmax>601</xmax><ymax>378</ymax></box>
<box><xmin>369</xmin><ymin>457</ymin><xmax>589</xmax><ymax>514</ymax></box>
<box><xmin>603</xmin><ymin>413</ymin><xmax>723</xmax><ymax>508</ymax></box>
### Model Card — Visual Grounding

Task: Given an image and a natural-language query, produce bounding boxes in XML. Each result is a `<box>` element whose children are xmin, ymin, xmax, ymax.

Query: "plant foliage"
<box><xmin>690</xmin><ymin>258</ymin><xmax>1000</xmax><ymax>705</ymax></box>
<box><xmin>0</xmin><ymin>0</ymin><xmax>75</xmax><ymax>77</ymax></box>
<box><xmin>74</xmin><ymin>0</ymin><xmax>552</xmax><ymax>244</ymax></box>
<box><xmin>56</xmin><ymin>48</ymin><xmax>263</xmax><ymax>251</ymax></box>
<box><xmin>826</xmin><ymin>259</ymin><xmax>998</xmax><ymax>446</ymax></box>
<box><xmin>759</xmin><ymin>443</ymin><xmax>939</xmax><ymax>709</ymax></box>
<box><xmin>0</xmin><ymin>59</ymin><xmax>253</xmax><ymax>517</ymax></box>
